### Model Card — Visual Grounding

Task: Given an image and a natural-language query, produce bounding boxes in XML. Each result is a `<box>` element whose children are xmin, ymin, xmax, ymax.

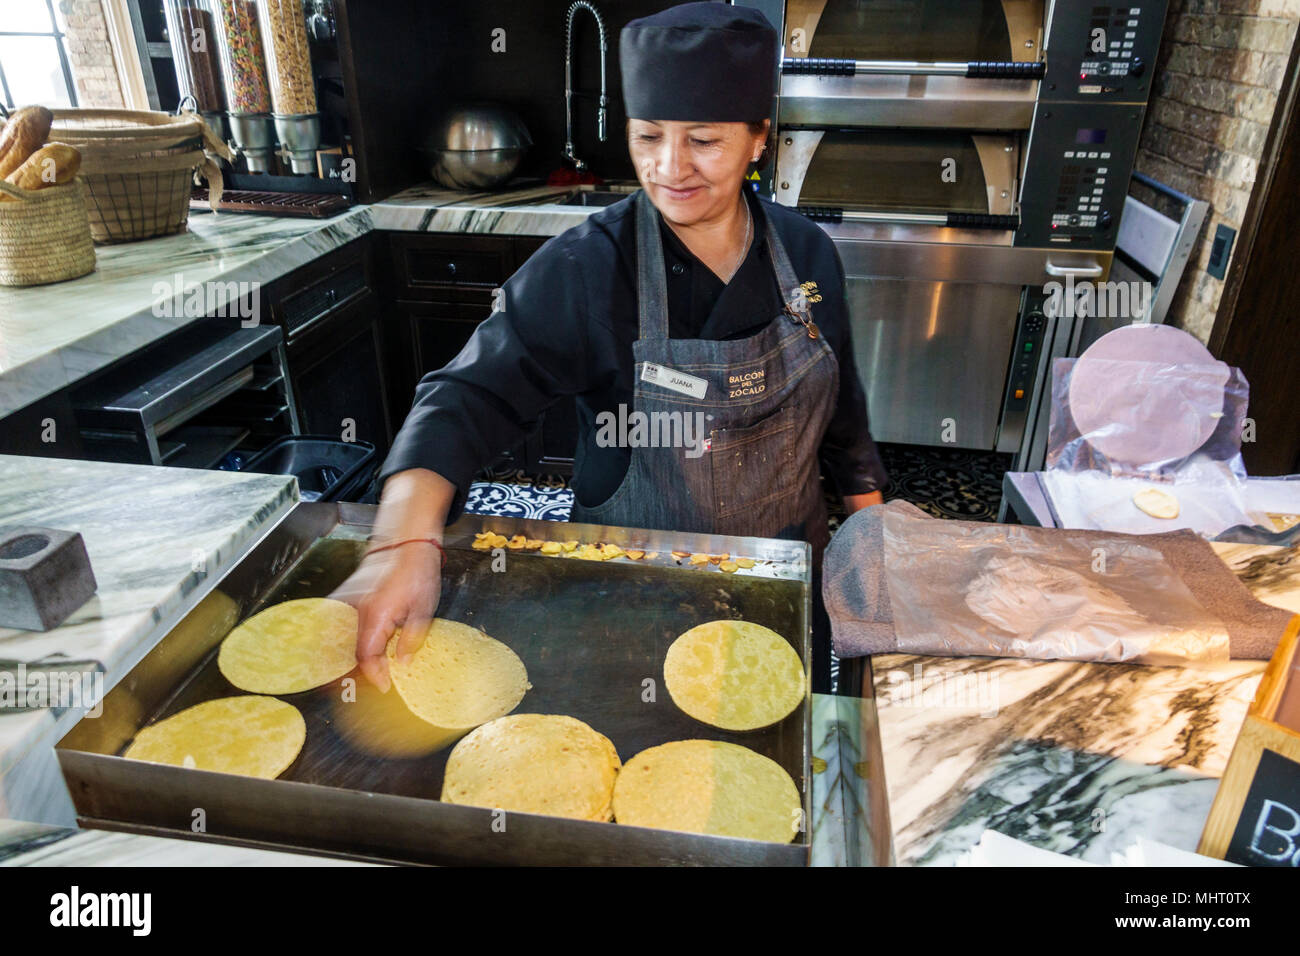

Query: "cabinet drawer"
<box><xmin>271</xmin><ymin>241</ymin><xmax>373</xmax><ymax>341</ymax></box>
<box><xmin>280</xmin><ymin>261</ymin><xmax>369</xmax><ymax>338</ymax></box>
<box><xmin>391</xmin><ymin>234</ymin><xmax>514</xmax><ymax>295</ymax></box>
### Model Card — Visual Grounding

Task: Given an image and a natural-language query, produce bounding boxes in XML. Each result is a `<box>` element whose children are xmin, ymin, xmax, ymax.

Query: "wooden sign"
<box><xmin>1199</xmin><ymin>615</ymin><xmax>1300</xmax><ymax>865</ymax></box>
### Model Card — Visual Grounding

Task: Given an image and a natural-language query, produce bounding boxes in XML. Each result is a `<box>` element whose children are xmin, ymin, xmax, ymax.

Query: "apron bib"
<box><xmin>570</xmin><ymin>189</ymin><xmax>839</xmax><ymax>556</ymax></box>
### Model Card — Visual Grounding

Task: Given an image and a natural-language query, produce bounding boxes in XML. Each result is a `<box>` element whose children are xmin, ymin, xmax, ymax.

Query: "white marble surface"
<box><xmin>0</xmin><ymin>180</ymin><xmax>606</xmax><ymax>419</ymax></box>
<box><xmin>0</xmin><ymin>207</ymin><xmax>372</xmax><ymax>417</ymax></box>
<box><xmin>872</xmin><ymin>541</ymin><xmax>1300</xmax><ymax>865</ymax></box>
<box><xmin>0</xmin><ymin>455</ymin><xmax>296</xmax><ymax>794</ymax></box>
<box><xmin>0</xmin><ymin>818</ymin><xmax>374</xmax><ymax>866</ymax></box>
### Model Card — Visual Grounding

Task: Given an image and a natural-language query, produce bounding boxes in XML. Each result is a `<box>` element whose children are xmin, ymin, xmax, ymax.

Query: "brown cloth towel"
<box><xmin>824</xmin><ymin>500</ymin><xmax>1297</xmax><ymax>660</ymax></box>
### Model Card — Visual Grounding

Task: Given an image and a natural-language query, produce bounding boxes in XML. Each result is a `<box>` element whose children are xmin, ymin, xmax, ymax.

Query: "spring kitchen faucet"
<box><xmin>563</xmin><ymin>1</ymin><xmax>608</xmax><ymax>173</ymax></box>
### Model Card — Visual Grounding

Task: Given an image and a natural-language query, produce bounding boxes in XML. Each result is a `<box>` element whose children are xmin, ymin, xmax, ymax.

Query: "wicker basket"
<box><xmin>46</xmin><ymin>109</ymin><xmax>230</xmax><ymax>244</ymax></box>
<box><xmin>0</xmin><ymin>178</ymin><xmax>96</xmax><ymax>287</ymax></box>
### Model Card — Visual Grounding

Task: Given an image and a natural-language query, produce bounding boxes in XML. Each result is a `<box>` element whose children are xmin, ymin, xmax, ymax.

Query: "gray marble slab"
<box><xmin>0</xmin><ymin>455</ymin><xmax>296</xmax><ymax>789</ymax></box>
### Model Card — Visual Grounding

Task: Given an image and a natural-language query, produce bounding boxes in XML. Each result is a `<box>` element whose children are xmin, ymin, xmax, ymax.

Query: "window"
<box><xmin>0</xmin><ymin>0</ymin><xmax>79</xmax><ymax>110</ymax></box>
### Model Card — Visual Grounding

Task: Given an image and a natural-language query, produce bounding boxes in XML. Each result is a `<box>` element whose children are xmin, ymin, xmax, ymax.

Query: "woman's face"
<box><xmin>627</xmin><ymin>119</ymin><xmax>768</xmax><ymax>226</ymax></box>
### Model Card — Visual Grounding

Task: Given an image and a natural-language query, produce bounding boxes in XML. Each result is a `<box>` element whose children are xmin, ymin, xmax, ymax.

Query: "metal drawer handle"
<box><xmin>1045</xmin><ymin>260</ymin><xmax>1103</xmax><ymax>278</ymax></box>
<box><xmin>781</xmin><ymin>57</ymin><xmax>1045</xmax><ymax>79</ymax></box>
<box><xmin>446</xmin><ymin>261</ymin><xmax>457</xmax><ymax>276</ymax></box>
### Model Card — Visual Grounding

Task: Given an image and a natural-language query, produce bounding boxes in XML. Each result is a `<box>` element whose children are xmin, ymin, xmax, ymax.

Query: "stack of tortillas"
<box><xmin>123</xmin><ymin>696</ymin><xmax>306</xmax><ymax>779</ymax></box>
<box><xmin>612</xmin><ymin>739</ymin><xmax>801</xmax><ymax>843</ymax></box>
<box><xmin>442</xmin><ymin>714</ymin><xmax>621</xmax><ymax>821</ymax></box>
<box><xmin>664</xmin><ymin>620</ymin><xmax>805</xmax><ymax>730</ymax></box>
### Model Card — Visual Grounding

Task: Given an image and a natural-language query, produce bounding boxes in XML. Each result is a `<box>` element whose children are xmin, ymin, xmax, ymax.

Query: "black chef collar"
<box><xmin>653</xmin><ymin>189</ymin><xmax>778</xmax><ymax>339</ymax></box>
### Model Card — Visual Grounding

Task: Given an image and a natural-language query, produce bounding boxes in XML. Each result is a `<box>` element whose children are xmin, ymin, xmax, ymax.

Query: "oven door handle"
<box><xmin>781</xmin><ymin>57</ymin><xmax>1045</xmax><ymax>80</ymax></box>
<box><xmin>1045</xmin><ymin>260</ymin><xmax>1104</xmax><ymax>278</ymax></box>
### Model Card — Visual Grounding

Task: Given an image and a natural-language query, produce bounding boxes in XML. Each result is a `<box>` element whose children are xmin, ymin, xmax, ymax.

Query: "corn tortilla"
<box><xmin>441</xmin><ymin>714</ymin><xmax>621</xmax><ymax>821</ymax></box>
<box><xmin>330</xmin><ymin>674</ymin><xmax>463</xmax><ymax>758</ymax></box>
<box><xmin>386</xmin><ymin>618</ymin><xmax>530</xmax><ymax>730</ymax></box>
<box><xmin>123</xmin><ymin>696</ymin><xmax>305</xmax><ymax>779</ymax></box>
<box><xmin>612</xmin><ymin>740</ymin><xmax>801</xmax><ymax>842</ymax></box>
<box><xmin>1133</xmin><ymin>487</ymin><xmax>1180</xmax><ymax>519</ymax></box>
<box><xmin>218</xmin><ymin>597</ymin><xmax>358</xmax><ymax>694</ymax></box>
<box><xmin>664</xmin><ymin>620</ymin><xmax>805</xmax><ymax>730</ymax></box>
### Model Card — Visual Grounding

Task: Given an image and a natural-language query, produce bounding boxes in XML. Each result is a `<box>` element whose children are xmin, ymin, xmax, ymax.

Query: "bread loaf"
<box><xmin>0</xmin><ymin>143</ymin><xmax>81</xmax><ymax>199</ymax></box>
<box><xmin>0</xmin><ymin>106</ymin><xmax>54</xmax><ymax>179</ymax></box>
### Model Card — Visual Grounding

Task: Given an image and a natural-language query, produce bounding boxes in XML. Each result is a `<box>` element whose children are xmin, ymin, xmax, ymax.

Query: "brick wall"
<box><xmin>1132</xmin><ymin>0</ymin><xmax>1298</xmax><ymax>343</ymax></box>
<box><xmin>62</xmin><ymin>0</ymin><xmax>127</xmax><ymax>109</ymax></box>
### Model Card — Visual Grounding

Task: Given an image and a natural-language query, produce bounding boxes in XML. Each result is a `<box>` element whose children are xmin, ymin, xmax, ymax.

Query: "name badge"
<box><xmin>640</xmin><ymin>362</ymin><xmax>708</xmax><ymax>399</ymax></box>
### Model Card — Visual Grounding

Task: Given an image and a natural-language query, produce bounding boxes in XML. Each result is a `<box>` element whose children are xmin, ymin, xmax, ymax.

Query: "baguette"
<box><xmin>0</xmin><ymin>143</ymin><xmax>81</xmax><ymax>201</ymax></box>
<box><xmin>0</xmin><ymin>106</ymin><xmax>54</xmax><ymax>179</ymax></box>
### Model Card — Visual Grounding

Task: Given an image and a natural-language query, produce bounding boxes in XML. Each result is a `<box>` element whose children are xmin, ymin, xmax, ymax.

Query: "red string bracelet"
<box><xmin>364</xmin><ymin>536</ymin><xmax>446</xmax><ymax>569</ymax></box>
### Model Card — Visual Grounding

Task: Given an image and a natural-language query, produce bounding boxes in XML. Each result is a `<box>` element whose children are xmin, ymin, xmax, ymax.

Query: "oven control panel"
<box><xmin>1041</xmin><ymin>0</ymin><xmax>1170</xmax><ymax>103</ymax></box>
<box><xmin>1016</xmin><ymin>102</ymin><xmax>1144</xmax><ymax>248</ymax></box>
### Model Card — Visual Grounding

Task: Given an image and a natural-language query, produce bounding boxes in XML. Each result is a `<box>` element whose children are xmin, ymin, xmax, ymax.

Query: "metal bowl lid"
<box><xmin>423</xmin><ymin>105</ymin><xmax>533</xmax><ymax>153</ymax></box>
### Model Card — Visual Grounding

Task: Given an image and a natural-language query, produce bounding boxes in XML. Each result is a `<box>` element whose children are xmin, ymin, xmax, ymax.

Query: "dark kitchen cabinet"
<box><xmin>383</xmin><ymin>232</ymin><xmax>577</xmax><ymax>477</ymax></box>
<box><xmin>288</xmin><ymin>293</ymin><xmax>391</xmax><ymax>457</ymax></box>
<box><xmin>263</xmin><ymin>238</ymin><xmax>393</xmax><ymax>458</ymax></box>
<box><xmin>398</xmin><ymin>297</ymin><xmax>525</xmax><ymax>471</ymax></box>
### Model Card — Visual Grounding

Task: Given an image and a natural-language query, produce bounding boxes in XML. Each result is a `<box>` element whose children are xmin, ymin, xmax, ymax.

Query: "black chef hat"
<box><xmin>620</xmin><ymin>2</ymin><xmax>777</xmax><ymax>122</ymax></box>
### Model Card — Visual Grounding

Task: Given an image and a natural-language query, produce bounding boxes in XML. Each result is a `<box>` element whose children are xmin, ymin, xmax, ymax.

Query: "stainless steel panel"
<box><xmin>828</xmin><ymin>233</ymin><xmax>1110</xmax><ymax>286</ymax></box>
<box><xmin>778</xmin><ymin>74</ymin><xmax>1037</xmax><ymax>130</ymax></box>
<box><xmin>847</xmin><ymin>278</ymin><xmax>1020</xmax><ymax>448</ymax></box>
<box><xmin>1016</xmin><ymin>309</ymin><xmax>1081</xmax><ymax>471</ymax></box>
<box><xmin>57</xmin><ymin>504</ymin><xmax>822</xmax><ymax>867</ymax></box>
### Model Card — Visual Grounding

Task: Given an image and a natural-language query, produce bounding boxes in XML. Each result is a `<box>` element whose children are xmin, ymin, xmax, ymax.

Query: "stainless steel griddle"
<box><xmin>56</xmin><ymin>502</ymin><xmax>814</xmax><ymax>866</ymax></box>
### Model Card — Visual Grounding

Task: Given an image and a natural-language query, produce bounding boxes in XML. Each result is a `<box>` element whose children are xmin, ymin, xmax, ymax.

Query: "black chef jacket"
<box><xmin>378</xmin><ymin>187</ymin><xmax>889</xmax><ymax>523</ymax></box>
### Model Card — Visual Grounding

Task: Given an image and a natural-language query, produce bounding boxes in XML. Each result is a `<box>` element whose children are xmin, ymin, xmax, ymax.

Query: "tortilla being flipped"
<box><xmin>441</xmin><ymin>714</ymin><xmax>621</xmax><ymax>821</ymax></box>
<box><xmin>123</xmin><ymin>696</ymin><xmax>305</xmax><ymax>779</ymax></box>
<box><xmin>664</xmin><ymin>620</ymin><xmax>805</xmax><ymax>730</ymax></box>
<box><xmin>386</xmin><ymin>618</ymin><xmax>530</xmax><ymax>730</ymax></box>
<box><xmin>612</xmin><ymin>739</ymin><xmax>801</xmax><ymax>843</ymax></box>
<box><xmin>218</xmin><ymin>597</ymin><xmax>358</xmax><ymax>694</ymax></box>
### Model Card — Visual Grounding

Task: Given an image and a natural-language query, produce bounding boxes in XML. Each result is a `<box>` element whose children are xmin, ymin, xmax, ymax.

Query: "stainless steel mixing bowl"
<box><xmin>420</xmin><ymin>105</ymin><xmax>533</xmax><ymax>190</ymax></box>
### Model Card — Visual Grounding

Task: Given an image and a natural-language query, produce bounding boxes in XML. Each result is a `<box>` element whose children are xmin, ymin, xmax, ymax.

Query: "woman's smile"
<box><xmin>654</xmin><ymin>183</ymin><xmax>706</xmax><ymax>202</ymax></box>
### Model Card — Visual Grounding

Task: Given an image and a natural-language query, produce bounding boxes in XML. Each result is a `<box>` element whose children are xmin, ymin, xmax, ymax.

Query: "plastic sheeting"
<box><xmin>882</xmin><ymin>507</ymin><xmax>1230</xmax><ymax>666</ymax></box>
<box><xmin>1043</xmin><ymin>356</ymin><xmax>1265</xmax><ymax>536</ymax></box>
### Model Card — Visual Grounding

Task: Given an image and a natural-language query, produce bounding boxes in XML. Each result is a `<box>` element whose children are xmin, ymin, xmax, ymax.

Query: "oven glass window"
<box><xmin>792</xmin><ymin>0</ymin><xmax>1035</xmax><ymax>62</ymax></box>
<box><xmin>796</xmin><ymin>130</ymin><xmax>999</xmax><ymax>214</ymax></box>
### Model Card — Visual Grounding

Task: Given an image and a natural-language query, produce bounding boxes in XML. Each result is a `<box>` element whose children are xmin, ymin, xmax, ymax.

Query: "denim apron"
<box><xmin>571</xmin><ymin>189</ymin><xmax>839</xmax><ymax>559</ymax></box>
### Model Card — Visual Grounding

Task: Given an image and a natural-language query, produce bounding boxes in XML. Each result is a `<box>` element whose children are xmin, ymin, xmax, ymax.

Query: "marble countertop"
<box><xmin>0</xmin><ymin>818</ymin><xmax>373</xmax><ymax>866</ymax></box>
<box><xmin>0</xmin><ymin>455</ymin><xmax>296</xmax><ymax>788</ymax></box>
<box><xmin>0</xmin><ymin>180</ymin><xmax>604</xmax><ymax>419</ymax></box>
<box><xmin>872</xmin><ymin>540</ymin><xmax>1300</xmax><ymax>865</ymax></box>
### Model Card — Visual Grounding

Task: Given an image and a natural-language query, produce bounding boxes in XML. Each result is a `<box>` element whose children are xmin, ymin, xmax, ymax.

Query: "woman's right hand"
<box><xmin>330</xmin><ymin>542</ymin><xmax>443</xmax><ymax>692</ymax></box>
<box><xmin>329</xmin><ymin>467</ymin><xmax>456</xmax><ymax>691</ymax></box>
